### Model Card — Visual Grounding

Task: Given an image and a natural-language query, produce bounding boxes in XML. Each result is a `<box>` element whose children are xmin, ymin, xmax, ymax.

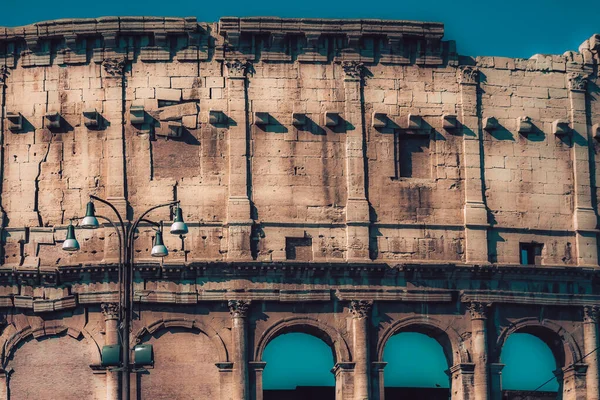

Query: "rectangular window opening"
<box><xmin>395</xmin><ymin>134</ymin><xmax>431</xmax><ymax>179</ymax></box>
<box><xmin>519</xmin><ymin>243</ymin><xmax>543</xmax><ymax>265</ymax></box>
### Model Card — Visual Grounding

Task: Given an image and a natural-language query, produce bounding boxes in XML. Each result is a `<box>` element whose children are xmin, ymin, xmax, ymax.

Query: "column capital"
<box><xmin>225</xmin><ymin>59</ymin><xmax>252</xmax><ymax>79</ymax></box>
<box><xmin>0</xmin><ymin>65</ymin><xmax>8</xmax><ymax>86</ymax></box>
<box><xmin>228</xmin><ymin>299</ymin><xmax>251</xmax><ymax>318</ymax></box>
<box><xmin>584</xmin><ymin>305</ymin><xmax>600</xmax><ymax>323</ymax></box>
<box><xmin>458</xmin><ymin>66</ymin><xmax>479</xmax><ymax>85</ymax></box>
<box><xmin>467</xmin><ymin>301</ymin><xmax>490</xmax><ymax>320</ymax></box>
<box><xmin>102</xmin><ymin>57</ymin><xmax>125</xmax><ymax>77</ymax></box>
<box><xmin>340</xmin><ymin>60</ymin><xmax>364</xmax><ymax>81</ymax></box>
<box><xmin>101</xmin><ymin>303</ymin><xmax>119</xmax><ymax>320</ymax></box>
<box><xmin>568</xmin><ymin>73</ymin><xmax>589</xmax><ymax>92</ymax></box>
<box><xmin>349</xmin><ymin>300</ymin><xmax>373</xmax><ymax>319</ymax></box>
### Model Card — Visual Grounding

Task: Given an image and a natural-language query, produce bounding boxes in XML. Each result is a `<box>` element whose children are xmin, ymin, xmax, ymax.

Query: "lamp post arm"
<box><xmin>127</xmin><ymin>200</ymin><xmax>180</xmax><ymax>257</ymax></box>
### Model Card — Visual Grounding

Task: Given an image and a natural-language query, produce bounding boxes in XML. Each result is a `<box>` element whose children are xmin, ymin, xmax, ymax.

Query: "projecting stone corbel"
<box><xmin>254</xmin><ymin>112</ymin><xmax>270</xmax><ymax>126</ymax></box>
<box><xmin>6</xmin><ymin>112</ymin><xmax>22</xmax><ymax>132</ymax></box>
<box><xmin>483</xmin><ymin>117</ymin><xmax>498</xmax><ymax>132</ymax></box>
<box><xmin>442</xmin><ymin>114</ymin><xmax>458</xmax><ymax>130</ymax></box>
<box><xmin>325</xmin><ymin>111</ymin><xmax>340</xmax><ymax>127</ymax></box>
<box><xmin>372</xmin><ymin>112</ymin><xmax>388</xmax><ymax>128</ymax></box>
<box><xmin>292</xmin><ymin>113</ymin><xmax>306</xmax><ymax>127</ymax></box>
<box><xmin>44</xmin><ymin>112</ymin><xmax>61</xmax><ymax>130</ymax></box>
<box><xmin>155</xmin><ymin>121</ymin><xmax>183</xmax><ymax>138</ymax></box>
<box><xmin>83</xmin><ymin>108</ymin><xmax>100</xmax><ymax>129</ymax></box>
<box><xmin>407</xmin><ymin>114</ymin><xmax>422</xmax><ymax>130</ymax></box>
<box><xmin>517</xmin><ymin>116</ymin><xmax>533</xmax><ymax>135</ymax></box>
<box><xmin>552</xmin><ymin>119</ymin><xmax>571</xmax><ymax>136</ymax></box>
<box><xmin>130</xmin><ymin>106</ymin><xmax>145</xmax><ymax>125</ymax></box>
<box><xmin>209</xmin><ymin>110</ymin><xmax>227</xmax><ymax>125</ymax></box>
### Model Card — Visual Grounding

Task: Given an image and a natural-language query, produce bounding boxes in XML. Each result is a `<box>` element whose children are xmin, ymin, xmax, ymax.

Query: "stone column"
<box><xmin>101</xmin><ymin>57</ymin><xmax>128</xmax><ymax>217</ymax></box>
<box><xmin>584</xmin><ymin>306</ymin><xmax>600</xmax><ymax>400</ymax></box>
<box><xmin>0</xmin><ymin>65</ymin><xmax>7</xmax><ymax>231</ymax></box>
<box><xmin>102</xmin><ymin>303</ymin><xmax>120</xmax><ymax>400</ymax></box>
<box><xmin>229</xmin><ymin>300</ymin><xmax>251</xmax><ymax>400</ymax></box>
<box><xmin>468</xmin><ymin>302</ymin><xmax>490</xmax><ymax>400</ymax></box>
<box><xmin>350</xmin><ymin>300</ymin><xmax>372</xmax><ymax>400</ymax></box>
<box><xmin>458</xmin><ymin>66</ymin><xmax>489</xmax><ymax>264</ymax></box>
<box><xmin>568</xmin><ymin>73</ymin><xmax>598</xmax><ymax>266</ymax></box>
<box><xmin>341</xmin><ymin>61</ymin><xmax>370</xmax><ymax>261</ymax></box>
<box><xmin>225</xmin><ymin>60</ymin><xmax>253</xmax><ymax>260</ymax></box>
<box><xmin>0</xmin><ymin>369</ymin><xmax>7</xmax><ymax>400</ymax></box>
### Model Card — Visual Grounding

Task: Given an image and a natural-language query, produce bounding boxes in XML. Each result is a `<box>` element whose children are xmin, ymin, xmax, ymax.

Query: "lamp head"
<box><xmin>80</xmin><ymin>201</ymin><xmax>100</xmax><ymax>229</ymax></box>
<box><xmin>170</xmin><ymin>206</ymin><xmax>188</xmax><ymax>235</ymax></box>
<box><xmin>151</xmin><ymin>230</ymin><xmax>168</xmax><ymax>258</ymax></box>
<box><xmin>62</xmin><ymin>223</ymin><xmax>80</xmax><ymax>252</ymax></box>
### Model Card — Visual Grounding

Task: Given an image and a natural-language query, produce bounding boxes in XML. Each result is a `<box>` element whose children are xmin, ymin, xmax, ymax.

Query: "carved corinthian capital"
<box><xmin>584</xmin><ymin>305</ymin><xmax>600</xmax><ymax>323</ymax></box>
<box><xmin>101</xmin><ymin>303</ymin><xmax>119</xmax><ymax>320</ymax></box>
<box><xmin>349</xmin><ymin>300</ymin><xmax>373</xmax><ymax>319</ymax></box>
<box><xmin>458</xmin><ymin>66</ymin><xmax>479</xmax><ymax>85</ymax></box>
<box><xmin>225</xmin><ymin>59</ymin><xmax>251</xmax><ymax>78</ymax></box>
<box><xmin>228</xmin><ymin>300</ymin><xmax>251</xmax><ymax>318</ymax></box>
<box><xmin>102</xmin><ymin>57</ymin><xmax>125</xmax><ymax>77</ymax></box>
<box><xmin>340</xmin><ymin>61</ymin><xmax>365</xmax><ymax>80</ymax></box>
<box><xmin>467</xmin><ymin>302</ymin><xmax>489</xmax><ymax>320</ymax></box>
<box><xmin>568</xmin><ymin>73</ymin><xmax>588</xmax><ymax>92</ymax></box>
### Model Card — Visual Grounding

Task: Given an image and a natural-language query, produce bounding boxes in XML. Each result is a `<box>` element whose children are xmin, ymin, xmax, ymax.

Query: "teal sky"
<box><xmin>263</xmin><ymin>332</ymin><xmax>559</xmax><ymax>392</ymax></box>
<box><xmin>1</xmin><ymin>0</ymin><xmax>598</xmax><ymax>58</ymax></box>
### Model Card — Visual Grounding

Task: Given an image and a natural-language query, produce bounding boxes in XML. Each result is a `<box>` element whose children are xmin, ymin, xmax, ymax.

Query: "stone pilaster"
<box><xmin>489</xmin><ymin>363</ymin><xmax>505</xmax><ymax>400</ymax></box>
<box><xmin>249</xmin><ymin>361</ymin><xmax>267</xmax><ymax>400</ymax></box>
<box><xmin>584</xmin><ymin>306</ymin><xmax>600</xmax><ymax>400</ymax></box>
<box><xmin>333</xmin><ymin>362</ymin><xmax>356</xmax><ymax>400</ymax></box>
<box><xmin>568</xmin><ymin>73</ymin><xmax>598</xmax><ymax>266</ymax></box>
<box><xmin>349</xmin><ymin>300</ymin><xmax>372</xmax><ymax>400</ymax></box>
<box><xmin>468</xmin><ymin>302</ymin><xmax>490</xmax><ymax>400</ymax></box>
<box><xmin>447</xmin><ymin>363</ymin><xmax>475</xmax><ymax>400</ymax></box>
<box><xmin>225</xmin><ymin>60</ymin><xmax>252</xmax><ymax>260</ymax></box>
<box><xmin>559</xmin><ymin>363</ymin><xmax>588</xmax><ymax>400</ymax></box>
<box><xmin>102</xmin><ymin>303</ymin><xmax>120</xmax><ymax>400</ymax></box>
<box><xmin>0</xmin><ymin>369</ymin><xmax>7</xmax><ymax>400</ymax></box>
<box><xmin>458</xmin><ymin>66</ymin><xmax>489</xmax><ymax>264</ymax></box>
<box><xmin>371</xmin><ymin>362</ymin><xmax>387</xmax><ymax>400</ymax></box>
<box><xmin>341</xmin><ymin>61</ymin><xmax>370</xmax><ymax>261</ymax></box>
<box><xmin>101</xmin><ymin>57</ymin><xmax>128</xmax><ymax>217</ymax></box>
<box><xmin>0</xmin><ymin>65</ymin><xmax>7</xmax><ymax>231</ymax></box>
<box><xmin>229</xmin><ymin>300</ymin><xmax>251</xmax><ymax>400</ymax></box>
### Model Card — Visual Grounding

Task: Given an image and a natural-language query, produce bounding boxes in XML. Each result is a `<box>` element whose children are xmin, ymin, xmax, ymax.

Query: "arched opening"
<box><xmin>7</xmin><ymin>333</ymin><xmax>104</xmax><ymax>400</ymax></box>
<box><xmin>138</xmin><ymin>327</ymin><xmax>220</xmax><ymax>400</ymax></box>
<box><xmin>500</xmin><ymin>333</ymin><xmax>559</xmax><ymax>399</ymax></box>
<box><xmin>262</xmin><ymin>333</ymin><xmax>335</xmax><ymax>400</ymax></box>
<box><xmin>383</xmin><ymin>332</ymin><xmax>450</xmax><ymax>399</ymax></box>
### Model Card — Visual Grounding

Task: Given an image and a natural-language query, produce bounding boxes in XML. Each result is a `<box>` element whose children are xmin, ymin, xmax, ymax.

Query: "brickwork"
<box><xmin>0</xmin><ymin>16</ymin><xmax>598</xmax><ymax>400</ymax></box>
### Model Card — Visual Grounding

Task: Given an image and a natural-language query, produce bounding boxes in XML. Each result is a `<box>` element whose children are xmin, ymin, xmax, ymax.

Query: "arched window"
<box><xmin>501</xmin><ymin>333</ymin><xmax>559</xmax><ymax>393</ymax></box>
<box><xmin>383</xmin><ymin>332</ymin><xmax>450</xmax><ymax>399</ymax></box>
<box><xmin>263</xmin><ymin>333</ymin><xmax>335</xmax><ymax>400</ymax></box>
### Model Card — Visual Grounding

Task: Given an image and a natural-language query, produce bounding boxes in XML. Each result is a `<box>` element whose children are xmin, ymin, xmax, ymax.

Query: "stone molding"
<box><xmin>348</xmin><ymin>300</ymin><xmax>373</xmax><ymax>319</ymax></box>
<box><xmin>228</xmin><ymin>299</ymin><xmax>251</xmax><ymax>318</ymax></box>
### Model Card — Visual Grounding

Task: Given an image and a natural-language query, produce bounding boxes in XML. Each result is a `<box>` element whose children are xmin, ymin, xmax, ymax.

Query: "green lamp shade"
<box><xmin>81</xmin><ymin>201</ymin><xmax>100</xmax><ymax>229</ymax></box>
<box><xmin>134</xmin><ymin>344</ymin><xmax>154</xmax><ymax>366</ymax></box>
<box><xmin>151</xmin><ymin>231</ymin><xmax>168</xmax><ymax>257</ymax></box>
<box><xmin>62</xmin><ymin>224</ymin><xmax>80</xmax><ymax>252</ymax></box>
<box><xmin>170</xmin><ymin>207</ymin><xmax>188</xmax><ymax>235</ymax></box>
<box><xmin>101</xmin><ymin>344</ymin><xmax>121</xmax><ymax>367</ymax></box>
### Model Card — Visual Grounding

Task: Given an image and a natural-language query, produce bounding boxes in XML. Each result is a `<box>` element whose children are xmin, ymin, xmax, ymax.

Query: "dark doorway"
<box><xmin>264</xmin><ymin>386</ymin><xmax>335</xmax><ymax>400</ymax></box>
<box><xmin>385</xmin><ymin>387</ymin><xmax>450</xmax><ymax>399</ymax></box>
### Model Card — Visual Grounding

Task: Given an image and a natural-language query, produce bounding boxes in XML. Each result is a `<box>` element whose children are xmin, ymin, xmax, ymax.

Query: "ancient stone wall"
<box><xmin>0</xmin><ymin>16</ymin><xmax>598</xmax><ymax>400</ymax></box>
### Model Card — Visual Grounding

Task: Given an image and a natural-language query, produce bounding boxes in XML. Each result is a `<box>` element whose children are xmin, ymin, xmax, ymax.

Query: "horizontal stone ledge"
<box><xmin>335</xmin><ymin>288</ymin><xmax>453</xmax><ymax>302</ymax></box>
<box><xmin>460</xmin><ymin>290</ymin><xmax>600</xmax><ymax>307</ymax></box>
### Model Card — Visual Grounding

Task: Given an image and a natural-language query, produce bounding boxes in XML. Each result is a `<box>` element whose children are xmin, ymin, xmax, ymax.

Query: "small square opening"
<box><xmin>520</xmin><ymin>243</ymin><xmax>543</xmax><ymax>265</ymax></box>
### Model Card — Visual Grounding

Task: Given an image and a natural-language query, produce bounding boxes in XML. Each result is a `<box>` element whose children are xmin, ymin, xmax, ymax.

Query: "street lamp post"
<box><xmin>63</xmin><ymin>195</ymin><xmax>188</xmax><ymax>400</ymax></box>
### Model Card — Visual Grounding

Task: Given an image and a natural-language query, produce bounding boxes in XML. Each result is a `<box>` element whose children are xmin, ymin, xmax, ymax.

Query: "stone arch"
<box><xmin>133</xmin><ymin>317</ymin><xmax>229</xmax><ymax>362</ymax></box>
<box><xmin>376</xmin><ymin>315</ymin><xmax>469</xmax><ymax>368</ymax></box>
<box><xmin>493</xmin><ymin>318</ymin><xmax>582</xmax><ymax>368</ymax></box>
<box><xmin>254</xmin><ymin>316</ymin><xmax>350</xmax><ymax>363</ymax></box>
